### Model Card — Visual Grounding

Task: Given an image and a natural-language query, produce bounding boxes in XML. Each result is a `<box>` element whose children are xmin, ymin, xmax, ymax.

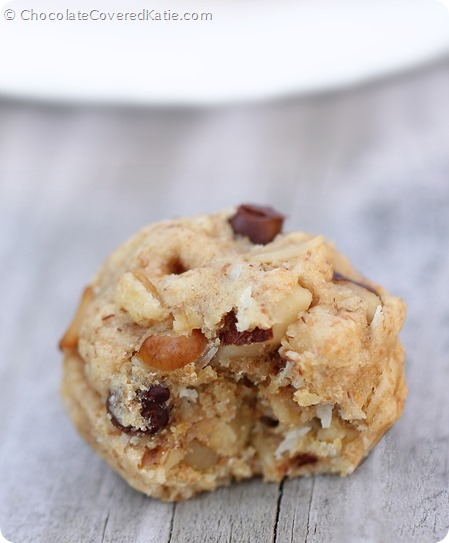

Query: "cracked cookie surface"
<box><xmin>60</xmin><ymin>205</ymin><xmax>407</xmax><ymax>501</ymax></box>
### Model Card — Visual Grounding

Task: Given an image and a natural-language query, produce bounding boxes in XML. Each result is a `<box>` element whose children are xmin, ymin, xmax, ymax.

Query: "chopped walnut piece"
<box><xmin>183</xmin><ymin>440</ymin><xmax>219</xmax><ymax>470</ymax></box>
<box><xmin>139</xmin><ymin>446</ymin><xmax>164</xmax><ymax>468</ymax></box>
<box><xmin>59</xmin><ymin>286</ymin><xmax>94</xmax><ymax>352</ymax></box>
<box><xmin>115</xmin><ymin>272</ymin><xmax>168</xmax><ymax>325</ymax></box>
<box><xmin>137</xmin><ymin>330</ymin><xmax>207</xmax><ymax>371</ymax></box>
<box><xmin>270</xmin><ymin>285</ymin><xmax>312</xmax><ymax>343</ymax></box>
<box><xmin>133</xmin><ymin>270</ymin><xmax>163</xmax><ymax>298</ymax></box>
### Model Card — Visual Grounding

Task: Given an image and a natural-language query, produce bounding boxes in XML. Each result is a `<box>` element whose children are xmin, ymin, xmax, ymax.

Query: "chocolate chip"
<box><xmin>292</xmin><ymin>452</ymin><xmax>318</xmax><ymax>467</ymax></box>
<box><xmin>241</xmin><ymin>376</ymin><xmax>256</xmax><ymax>388</ymax></box>
<box><xmin>107</xmin><ymin>388</ymin><xmax>170</xmax><ymax>436</ymax></box>
<box><xmin>229</xmin><ymin>204</ymin><xmax>285</xmax><ymax>244</ymax></box>
<box><xmin>332</xmin><ymin>271</ymin><xmax>379</xmax><ymax>296</ymax></box>
<box><xmin>138</xmin><ymin>385</ymin><xmax>170</xmax><ymax>405</ymax></box>
<box><xmin>260</xmin><ymin>416</ymin><xmax>279</xmax><ymax>428</ymax></box>
<box><xmin>107</xmin><ymin>414</ymin><xmax>134</xmax><ymax>434</ymax></box>
<box><xmin>219</xmin><ymin>311</ymin><xmax>273</xmax><ymax>346</ymax></box>
<box><xmin>139</xmin><ymin>401</ymin><xmax>170</xmax><ymax>434</ymax></box>
<box><xmin>106</xmin><ymin>394</ymin><xmax>136</xmax><ymax>435</ymax></box>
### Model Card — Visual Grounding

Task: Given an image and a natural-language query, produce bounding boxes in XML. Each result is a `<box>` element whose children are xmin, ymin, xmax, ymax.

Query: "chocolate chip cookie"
<box><xmin>60</xmin><ymin>204</ymin><xmax>407</xmax><ymax>501</ymax></box>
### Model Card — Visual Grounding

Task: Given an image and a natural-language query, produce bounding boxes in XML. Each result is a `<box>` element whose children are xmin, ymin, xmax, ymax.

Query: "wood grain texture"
<box><xmin>1</xmin><ymin>60</ymin><xmax>449</xmax><ymax>543</ymax></box>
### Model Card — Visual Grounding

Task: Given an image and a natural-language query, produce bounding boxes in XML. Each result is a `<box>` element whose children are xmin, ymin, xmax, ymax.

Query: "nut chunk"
<box><xmin>59</xmin><ymin>286</ymin><xmax>94</xmax><ymax>352</ymax></box>
<box><xmin>137</xmin><ymin>330</ymin><xmax>207</xmax><ymax>371</ymax></box>
<box><xmin>60</xmin><ymin>205</ymin><xmax>406</xmax><ymax>502</ymax></box>
<box><xmin>115</xmin><ymin>272</ymin><xmax>168</xmax><ymax>325</ymax></box>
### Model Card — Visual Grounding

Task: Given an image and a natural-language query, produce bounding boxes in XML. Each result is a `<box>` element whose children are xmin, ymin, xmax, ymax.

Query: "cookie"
<box><xmin>60</xmin><ymin>204</ymin><xmax>407</xmax><ymax>501</ymax></box>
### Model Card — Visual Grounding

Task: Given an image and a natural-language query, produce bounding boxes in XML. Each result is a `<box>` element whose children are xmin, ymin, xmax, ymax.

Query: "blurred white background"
<box><xmin>1</xmin><ymin>0</ymin><xmax>449</xmax><ymax>104</ymax></box>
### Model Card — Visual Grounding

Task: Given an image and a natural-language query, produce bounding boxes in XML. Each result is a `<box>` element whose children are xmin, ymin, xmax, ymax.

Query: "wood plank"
<box><xmin>170</xmin><ymin>479</ymin><xmax>280</xmax><ymax>543</ymax></box>
<box><xmin>274</xmin><ymin>478</ymin><xmax>315</xmax><ymax>543</ymax></box>
<box><xmin>1</xmin><ymin>59</ymin><xmax>449</xmax><ymax>542</ymax></box>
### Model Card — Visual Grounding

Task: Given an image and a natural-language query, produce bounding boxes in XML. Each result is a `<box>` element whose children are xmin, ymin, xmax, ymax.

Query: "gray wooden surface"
<box><xmin>1</xmin><ymin>61</ymin><xmax>449</xmax><ymax>543</ymax></box>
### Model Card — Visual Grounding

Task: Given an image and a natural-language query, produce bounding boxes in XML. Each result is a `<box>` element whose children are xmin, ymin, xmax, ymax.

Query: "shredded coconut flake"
<box><xmin>120</xmin><ymin>434</ymin><xmax>131</xmax><ymax>447</ymax></box>
<box><xmin>278</xmin><ymin>361</ymin><xmax>294</xmax><ymax>380</ymax></box>
<box><xmin>198</xmin><ymin>346</ymin><xmax>218</xmax><ymax>368</ymax></box>
<box><xmin>178</xmin><ymin>388</ymin><xmax>198</xmax><ymax>402</ymax></box>
<box><xmin>284</xmin><ymin>350</ymin><xmax>301</xmax><ymax>362</ymax></box>
<box><xmin>249</xmin><ymin>235</ymin><xmax>324</xmax><ymax>263</ymax></box>
<box><xmin>278</xmin><ymin>361</ymin><xmax>303</xmax><ymax>388</ymax></box>
<box><xmin>228</xmin><ymin>262</ymin><xmax>243</xmax><ymax>281</ymax></box>
<box><xmin>370</xmin><ymin>305</ymin><xmax>384</xmax><ymax>330</ymax></box>
<box><xmin>316</xmin><ymin>404</ymin><xmax>333</xmax><ymax>429</ymax></box>
<box><xmin>275</xmin><ymin>426</ymin><xmax>311</xmax><ymax>459</ymax></box>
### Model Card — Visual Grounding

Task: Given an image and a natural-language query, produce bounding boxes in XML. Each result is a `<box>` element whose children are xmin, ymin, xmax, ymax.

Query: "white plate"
<box><xmin>1</xmin><ymin>0</ymin><xmax>449</xmax><ymax>105</ymax></box>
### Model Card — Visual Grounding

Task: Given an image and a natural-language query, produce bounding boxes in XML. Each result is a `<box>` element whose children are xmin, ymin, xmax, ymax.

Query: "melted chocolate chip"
<box><xmin>106</xmin><ymin>394</ymin><xmax>137</xmax><ymax>435</ymax></box>
<box><xmin>219</xmin><ymin>311</ymin><xmax>273</xmax><ymax>346</ymax></box>
<box><xmin>292</xmin><ymin>452</ymin><xmax>318</xmax><ymax>468</ymax></box>
<box><xmin>107</xmin><ymin>387</ymin><xmax>170</xmax><ymax>436</ymax></box>
<box><xmin>139</xmin><ymin>401</ymin><xmax>170</xmax><ymax>434</ymax></box>
<box><xmin>260</xmin><ymin>416</ymin><xmax>279</xmax><ymax>428</ymax></box>
<box><xmin>332</xmin><ymin>271</ymin><xmax>379</xmax><ymax>296</ymax></box>
<box><xmin>229</xmin><ymin>204</ymin><xmax>285</xmax><ymax>244</ymax></box>
<box><xmin>241</xmin><ymin>376</ymin><xmax>256</xmax><ymax>388</ymax></box>
<box><xmin>107</xmin><ymin>414</ymin><xmax>135</xmax><ymax>434</ymax></box>
<box><xmin>138</xmin><ymin>385</ymin><xmax>171</xmax><ymax>405</ymax></box>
